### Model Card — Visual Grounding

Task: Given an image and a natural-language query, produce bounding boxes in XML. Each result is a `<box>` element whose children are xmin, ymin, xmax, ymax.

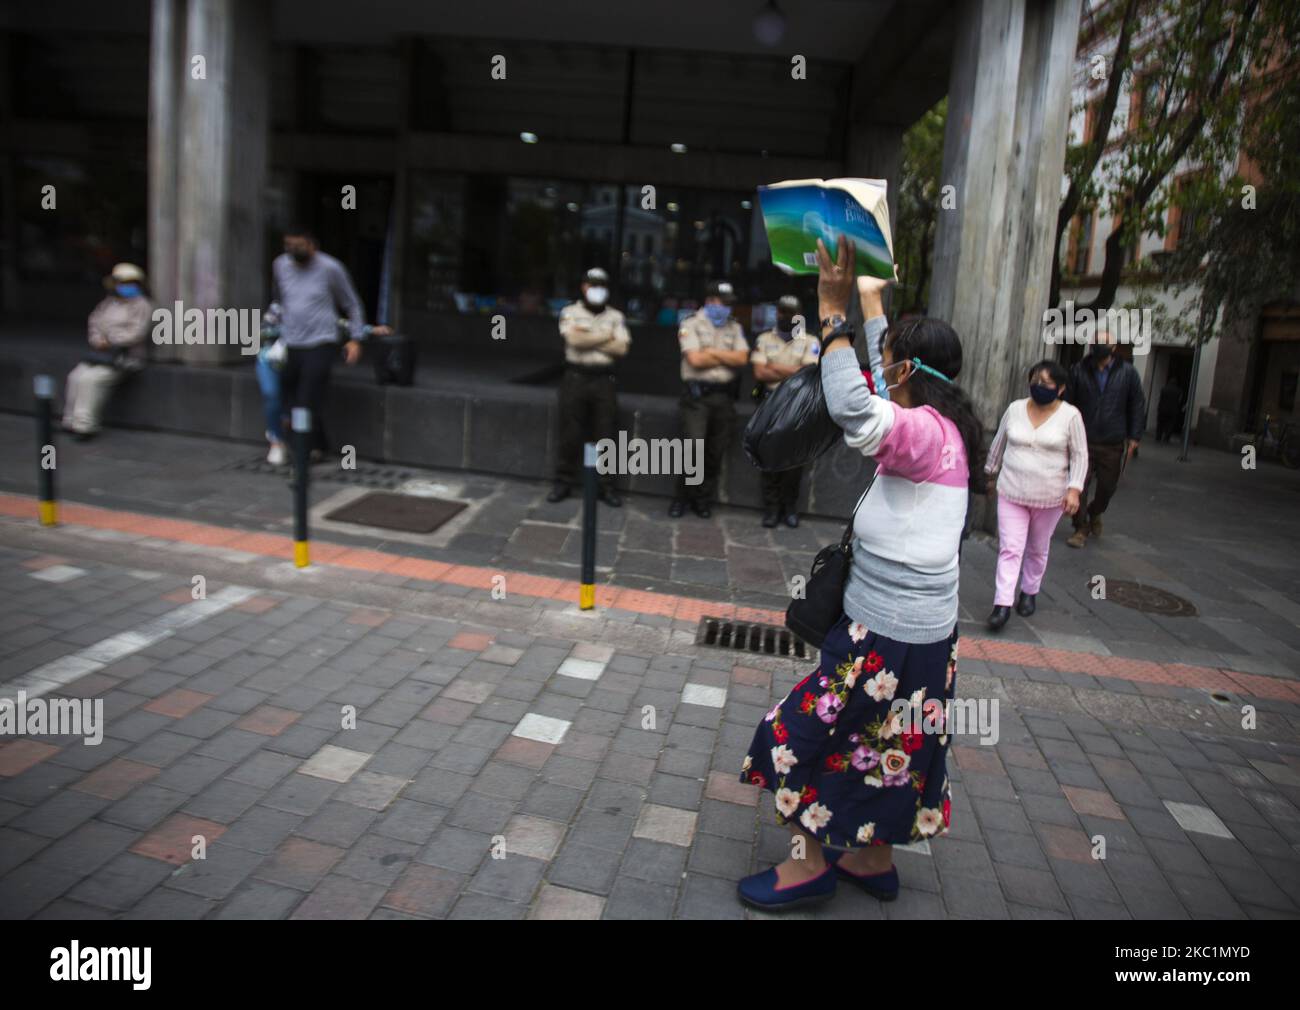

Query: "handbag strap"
<box><xmin>838</xmin><ymin>470</ymin><xmax>876</xmax><ymax>549</ymax></box>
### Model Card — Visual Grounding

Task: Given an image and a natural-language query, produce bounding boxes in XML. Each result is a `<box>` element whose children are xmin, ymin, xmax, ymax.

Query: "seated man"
<box><xmin>63</xmin><ymin>263</ymin><xmax>153</xmax><ymax>440</ymax></box>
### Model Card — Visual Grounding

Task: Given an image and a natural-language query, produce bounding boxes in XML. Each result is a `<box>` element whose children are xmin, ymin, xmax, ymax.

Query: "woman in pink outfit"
<box><xmin>984</xmin><ymin>360</ymin><xmax>1088</xmax><ymax>630</ymax></box>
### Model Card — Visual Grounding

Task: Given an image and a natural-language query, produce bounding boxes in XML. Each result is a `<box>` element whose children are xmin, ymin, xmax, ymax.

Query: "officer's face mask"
<box><xmin>776</xmin><ymin>314</ymin><xmax>795</xmax><ymax>339</ymax></box>
<box><xmin>115</xmin><ymin>283</ymin><xmax>142</xmax><ymax>299</ymax></box>
<box><xmin>585</xmin><ymin>286</ymin><xmax>608</xmax><ymax>308</ymax></box>
<box><xmin>703</xmin><ymin>303</ymin><xmax>731</xmax><ymax>327</ymax></box>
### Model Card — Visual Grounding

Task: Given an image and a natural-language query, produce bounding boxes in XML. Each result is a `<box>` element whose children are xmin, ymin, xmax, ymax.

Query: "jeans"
<box><xmin>280</xmin><ymin>343</ymin><xmax>338</xmax><ymax>452</ymax></box>
<box><xmin>255</xmin><ymin>352</ymin><xmax>282</xmax><ymax>443</ymax></box>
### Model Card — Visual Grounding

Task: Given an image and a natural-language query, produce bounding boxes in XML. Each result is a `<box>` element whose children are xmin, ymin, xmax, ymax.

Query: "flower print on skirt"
<box><xmin>740</xmin><ymin>613</ymin><xmax>959</xmax><ymax>848</ymax></box>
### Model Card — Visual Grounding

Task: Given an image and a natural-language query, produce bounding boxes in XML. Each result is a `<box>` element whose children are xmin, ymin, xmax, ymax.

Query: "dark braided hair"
<box><xmin>879</xmin><ymin>317</ymin><xmax>986</xmax><ymax>493</ymax></box>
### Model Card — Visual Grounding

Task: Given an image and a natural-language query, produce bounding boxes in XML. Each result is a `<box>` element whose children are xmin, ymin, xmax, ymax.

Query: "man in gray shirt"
<box><xmin>267</xmin><ymin>227</ymin><xmax>388</xmax><ymax>457</ymax></box>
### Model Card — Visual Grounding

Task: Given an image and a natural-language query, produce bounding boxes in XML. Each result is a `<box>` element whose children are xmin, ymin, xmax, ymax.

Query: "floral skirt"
<box><xmin>740</xmin><ymin>615</ymin><xmax>958</xmax><ymax>848</ymax></box>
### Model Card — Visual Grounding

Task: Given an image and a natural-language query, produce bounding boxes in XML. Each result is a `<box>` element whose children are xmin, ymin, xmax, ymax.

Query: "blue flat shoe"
<box><xmin>824</xmin><ymin>849</ymin><xmax>899</xmax><ymax>901</ymax></box>
<box><xmin>736</xmin><ymin>865</ymin><xmax>837</xmax><ymax>912</ymax></box>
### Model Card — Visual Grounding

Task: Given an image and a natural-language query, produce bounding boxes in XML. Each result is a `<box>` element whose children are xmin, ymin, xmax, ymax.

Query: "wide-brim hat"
<box><xmin>105</xmin><ymin>262</ymin><xmax>147</xmax><ymax>289</ymax></box>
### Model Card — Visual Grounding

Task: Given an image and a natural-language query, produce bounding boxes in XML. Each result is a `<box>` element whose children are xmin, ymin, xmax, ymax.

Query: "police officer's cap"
<box><xmin>777</xmin><ymin>295</ymin><xmax>801</xmax><ymax>313</ymax></box>
<box><xmin>584</xmin><ymin>268</ymin><xmax>609</xmax><ymax>285</ymax></box>
<box><xmin>707</xmin><ymin>280</ymin><xmax>736</xmax><ymax>304</ymax></box>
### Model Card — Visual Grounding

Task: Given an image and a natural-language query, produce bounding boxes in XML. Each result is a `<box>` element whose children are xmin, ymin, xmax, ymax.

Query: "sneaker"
<box><xmin>1066</xmin><ymin>528</ymin><xmax>1089</xmax><ymax>549</ymax></box>
<box><xmin>761</xmin><ymin>511</ymin><xmax>779</xmax><ymax>528</ymax></box>
<box><xmin>668</xmin><ymin>499</ymin><xmax>685</xmax><ymax>518</ymax></box>
<box><xmin>783</xmin><ymin>512</ymin><xmax>800</xmax><ymax>528</ymax></box>
<box><xmin>266</xmin><ymin>442</ymin><xmax>287</xmax><ymax>466</ymax></box>
<box><xmin>546</xmin><ymin>482</ymin><xmax>571</xmax><ymax>503</ymax></box>
<box><xmin>736</xmin><ymin>865</ymin><xmax>837</xmax><ymax>912</ymax></box>
<box><xmin>690</xmin><ymin>500</ymin><xmax>712</xmax><ymax>519</ymax></box>
<box><xmin>598</xmin><ymin>487</ymin><xmax>623</xmax><ymax>508</ymax></box>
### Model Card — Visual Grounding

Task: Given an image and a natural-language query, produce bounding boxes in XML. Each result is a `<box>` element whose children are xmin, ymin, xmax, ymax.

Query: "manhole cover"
<box><xmin>325</xmin><ymin>491</ymin><xmax>466</xmax><ymax>533</ymax></box>
<box><xmin>696</xmin><ymin>616</ymin><xmax>809</xmax><ymax>659</ymax></box>
<box><xmin>1102</xmin><ymin>580</ymin><xmax>1198</xmax><ymax>617</ymax></box>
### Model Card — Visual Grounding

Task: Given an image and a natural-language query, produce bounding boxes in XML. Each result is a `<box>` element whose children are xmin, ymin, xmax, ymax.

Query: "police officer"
<box><xmin>750</xmin><ymin>294</ymin><xmax>820</xmax><ymax>528</ymax></box>
<box><xmin>548</xmin><ymin>267</ymin><xmax>631</xmax><ymax>506</ymax></box>
<box><xmin>669</xmin><ymin>280</ymin><xmax>750</xmax><ymax>519</ymax></box>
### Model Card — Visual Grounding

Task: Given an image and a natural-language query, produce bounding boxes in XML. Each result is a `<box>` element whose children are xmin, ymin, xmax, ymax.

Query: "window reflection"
<box><xmin>404</xmin><ymin>171</ymin><xmax>815</xmax><ymax>324</ymax></box>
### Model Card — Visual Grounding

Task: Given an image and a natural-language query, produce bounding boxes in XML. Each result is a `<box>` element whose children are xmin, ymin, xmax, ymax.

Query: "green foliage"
<box><xmin>895</xmin><ymin>98</ymin><xmax>946</xmax><ymax>314</ymax></box>
<box><xmin>1056</xmin><ymin>0</ymin><xmax>1296</xmax><ymax>315</ymax></box>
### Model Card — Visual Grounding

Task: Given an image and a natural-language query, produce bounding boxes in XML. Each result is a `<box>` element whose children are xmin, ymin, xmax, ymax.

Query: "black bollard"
<box><xmin>292</xmin><ymin>407</ymin><xmax>310</xmax><ymax>567</ymax></box>
<box><xmin>580</xmin><ymin>442</ymin><xmax>597</xmax><ymax>609</ymax></box>
<box><xmin>35</xmin><ymin>375</ymin><xmax>57</xmax><ymax>526</ymax></box>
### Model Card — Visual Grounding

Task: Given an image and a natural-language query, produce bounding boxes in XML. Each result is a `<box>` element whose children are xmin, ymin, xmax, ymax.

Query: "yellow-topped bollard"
<box><xmin>35</xmin><ymin>375</ymin><xmax>58</xmax><ymax>526</ymax></box>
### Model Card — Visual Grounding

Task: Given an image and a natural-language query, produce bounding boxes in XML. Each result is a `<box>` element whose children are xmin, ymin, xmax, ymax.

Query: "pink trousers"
<box><xmin>995</xmin><ymin>498</ymin><xmax>1065</xmax><ymax>606</ymax></box>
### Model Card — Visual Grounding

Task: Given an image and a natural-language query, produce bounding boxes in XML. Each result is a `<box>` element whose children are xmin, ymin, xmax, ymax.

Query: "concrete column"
<box><xmin>845</xmin><ymin>124</ymin><xmax>904</xmax><ymax>235</ymax></box>
<box><xmin>148</xmin><ymin>0</ymin><xmax>184</xmax><ymax>360</ymax></box>
<box><xmin>152</xmin><ymin>0</ymin><xmax>270</xmax><ymax>365</ymax></box>
<box><xmin>929</xmin><ymin>0</ymin><xmax>1082</xmax><ymax>523</ymax></box>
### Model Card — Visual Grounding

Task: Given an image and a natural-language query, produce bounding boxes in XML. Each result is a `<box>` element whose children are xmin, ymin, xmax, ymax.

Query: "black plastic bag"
<box><xmin>743</xmin><ymin>362</ymin><xmax>842</xmax><ymax>472</ymax></box>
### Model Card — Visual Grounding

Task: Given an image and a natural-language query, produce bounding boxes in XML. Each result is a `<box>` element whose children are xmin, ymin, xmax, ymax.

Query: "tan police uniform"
<box><xmin>676</xmin><ymin>308</ymin><xmax>749</xmax><ymax>504</ymax></box>
<box><xmin>554</xmin><ymin>300</ymin><xmax>631</xmax><ymax>487</ymax></box>
<box><xmin>751</xmin><ymin>327</ymin><xmax>820</xmax><ymax>518</ymax></box>
<box><xmin>751</xmin><ymin>328</ymin><xmax>820</xmax><ymax>391</ymax></box>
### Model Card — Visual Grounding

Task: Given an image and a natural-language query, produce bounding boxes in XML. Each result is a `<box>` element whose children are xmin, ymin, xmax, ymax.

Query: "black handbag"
<box><xmin>785</xmin><ymin>477</ymin><xmax>874</xmax><ymax>650</ymax></box>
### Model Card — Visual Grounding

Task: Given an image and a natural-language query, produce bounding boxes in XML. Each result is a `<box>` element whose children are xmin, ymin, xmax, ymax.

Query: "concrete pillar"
<box><xmin>845</xmin><ymin>125</ymin><xmax>903</xmax><ymax>236</ymax></box>
<box><xmin>149</xmin><ymin>0</ymin><xmax>270</xmax><ymax>365</ymax></box>
<box><xmin>929</xmin><ymin>0</ymin><xmax>1082</xmax><ymax>525</ymax></box>
<box><xmin>148</xmin><ymin>0</ymin><xmax>184</xmax><ymax>360</ymax></box>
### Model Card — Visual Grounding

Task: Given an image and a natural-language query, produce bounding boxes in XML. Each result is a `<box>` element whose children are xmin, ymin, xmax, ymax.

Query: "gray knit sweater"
<box><xmin>820</xmin><ymin>316</ymin><xmax>967</xmax><ymax>645</ymax></box>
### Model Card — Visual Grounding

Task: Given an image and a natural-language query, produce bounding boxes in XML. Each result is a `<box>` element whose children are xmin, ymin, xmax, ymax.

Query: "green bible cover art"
<box><xmin>758</xmin><ymin>178</ymin><xmax>894</xmax><ymax>279</ymax></box>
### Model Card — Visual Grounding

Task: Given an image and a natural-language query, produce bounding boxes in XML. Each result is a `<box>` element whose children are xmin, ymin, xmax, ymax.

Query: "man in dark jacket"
<box><xmin>1065</xmin><ymin>330</ymin><xmax>1145</xmax><ymax>548</ymax></box>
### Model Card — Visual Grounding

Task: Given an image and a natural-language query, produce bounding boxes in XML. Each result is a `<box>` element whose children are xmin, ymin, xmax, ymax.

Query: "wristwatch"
<box><xmin>820</xmin><ymin>315</ymin><xmax>855</xmax><ymax>344</ymax></box>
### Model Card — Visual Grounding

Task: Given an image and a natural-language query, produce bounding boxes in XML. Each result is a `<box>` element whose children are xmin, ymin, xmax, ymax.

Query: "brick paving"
<box><xmin>1</xmin><ymin>515</ymin><xmax>1298</xmax><ymax>919</ymax></box>
<box><xmin>2</xmin><ymin>413</ymin><xmax>1300</xmax><ymax>683</ymax></box>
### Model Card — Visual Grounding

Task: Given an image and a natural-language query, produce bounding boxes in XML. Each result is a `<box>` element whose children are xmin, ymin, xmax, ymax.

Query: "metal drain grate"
<box><xmin>696</xmin><ymin>616</ymin><xmax>809</xmax><ymax>659</ymax></box>
<box><xmin>1102</xmin><ymin>580</ymin><xmax>1199</xmax><ymax>617</ymax></box>
<box><xmin>222</xmin><ymin>456</ymin><xmax>416</xmax><ymax>490</ymax></box>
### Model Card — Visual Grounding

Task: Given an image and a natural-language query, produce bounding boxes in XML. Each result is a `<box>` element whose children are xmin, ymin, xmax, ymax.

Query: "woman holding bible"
<box><xmin>736</xmin><ymin>237</ymin><xmax>981</xmax><ymax>912</ymax></box>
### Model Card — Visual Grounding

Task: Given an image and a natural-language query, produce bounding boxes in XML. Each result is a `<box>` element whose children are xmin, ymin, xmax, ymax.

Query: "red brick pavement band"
<box><xmin>0</xmin><ymin>490</ymin><xmax>1295</xmax><ymax>704</ymax></box>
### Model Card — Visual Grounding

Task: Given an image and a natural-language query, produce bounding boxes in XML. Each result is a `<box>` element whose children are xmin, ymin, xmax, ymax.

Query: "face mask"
<box><xmin>881</xmin><ymin>358</ymin><xmax>912</xmax><ymax>393</ymax></box>
<box><xmin>585</xmin><ymin>286</ymin><xmax>608</xmax><ymax>308</ymax></box>
<box><xmin>1029</xmin><ymin>383</ymin><xmax>1059</xmax><ymax>405</ymax></box>
<box><xmin>703</xmin><ymin>304</ymin><xmax>731</xmax><ymax>327</ymax></box>
<box><xmin>115</xmin><ymin>283</ymin><xmax>141</xmax><ymax>298</ymax></box>
<box><xmin>290</xmin><ymin>250</ymin><xmax>312</xmax><ymax>264</ymax></box>
<box><xmin>776</xmin><ymin>315</ymin><xmax>795</xmax><ymax>339</ymax></box>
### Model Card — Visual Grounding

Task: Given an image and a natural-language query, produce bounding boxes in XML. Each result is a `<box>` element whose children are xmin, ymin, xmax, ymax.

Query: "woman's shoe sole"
<box><xmin>833</xmin><ymin>867</ymin><xmax>899</xmax><ymax>901</ymax></box>
<box><xmin>736</xmin><ymin>887</ymin><xmax>836</xmax><ymax>912</ymax></box>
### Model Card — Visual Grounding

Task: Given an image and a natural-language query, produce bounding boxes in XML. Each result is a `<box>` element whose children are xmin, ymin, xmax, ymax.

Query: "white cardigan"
<box><xmin>985</xmin><ymin>399</ymin><xmax>1088</xmax><ymax>509</ymax></box>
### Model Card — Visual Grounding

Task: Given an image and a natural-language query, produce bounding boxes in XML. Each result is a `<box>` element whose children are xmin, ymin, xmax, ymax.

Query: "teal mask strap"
<box><xmin>911</xmin><ymin>357</ymin><xmax>952</xmax><ymax>384</ymax></box>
